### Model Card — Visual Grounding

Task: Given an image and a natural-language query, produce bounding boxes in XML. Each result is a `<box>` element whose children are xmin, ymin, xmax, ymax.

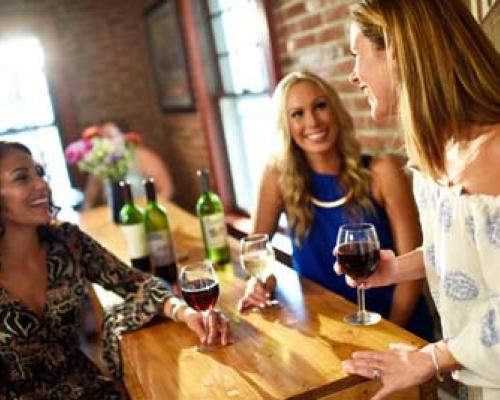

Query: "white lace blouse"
<box><xmin>413</xmin><ymin>170</ymin><xmax>500</xmax><ymax>398</ymax></box>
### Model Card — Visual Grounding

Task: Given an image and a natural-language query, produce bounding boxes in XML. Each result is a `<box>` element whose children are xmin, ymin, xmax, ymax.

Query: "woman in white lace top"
<box><xmin>339</xmin><ymin>0</ymin><xmax>500</xmax><ymax>399</ymax></box>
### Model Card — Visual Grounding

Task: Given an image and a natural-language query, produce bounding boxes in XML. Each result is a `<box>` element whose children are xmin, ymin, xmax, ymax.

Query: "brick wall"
<box><xmin>271</xmin><ymin>0</ymin><xmax>403</xmax><ymax>153</ymax></box>
<box><xmin>0</xmin><ymin>0</ymin><xmax>209</xmax><ymax>211</ymax></box>
<box><xmin>0</xmin><ymin>0</ymin><xmax>402</xmax><ymax>213</ymax></box>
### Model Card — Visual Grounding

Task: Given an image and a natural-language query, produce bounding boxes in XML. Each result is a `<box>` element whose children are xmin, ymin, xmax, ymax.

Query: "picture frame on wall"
<box><xmin>145</xmin><ymin>0</ymin><xmax>195</xmax><ymax>112</ymax></box>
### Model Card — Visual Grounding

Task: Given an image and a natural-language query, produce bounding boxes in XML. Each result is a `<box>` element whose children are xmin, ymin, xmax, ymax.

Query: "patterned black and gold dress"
<box><xmin>0</xmin><ymin>223</ymin><xmax>172</xmax><ymax>399</ymax></box>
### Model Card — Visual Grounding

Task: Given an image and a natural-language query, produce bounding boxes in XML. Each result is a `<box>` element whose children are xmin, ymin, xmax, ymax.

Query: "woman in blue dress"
<box><xmin>239</xmin><ymin>70</ymin><xmax>433</xmax><ymax>340</ymax></box>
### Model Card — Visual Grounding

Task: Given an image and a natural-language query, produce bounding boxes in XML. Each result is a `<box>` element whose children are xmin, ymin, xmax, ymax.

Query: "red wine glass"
<box><xmin>179</xmin><ymin>260</ymin><xmax>220</xmax><ymax>350</ymax></box>
<box><xmin>336</xmin><ymin>223</ymin><xmax>381</xmax><ymax>326</ymax></box>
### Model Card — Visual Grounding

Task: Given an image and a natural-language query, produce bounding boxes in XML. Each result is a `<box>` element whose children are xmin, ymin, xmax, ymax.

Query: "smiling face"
<box><xmin>349</xmin><ymin>23</ymin><xmax>400</xmax><ymax>121</ymax></box>
<box><xmin>0</xmin><ymin>149</ymin><xmax>51</xmax><ymax>228</ymax></box>
<box><xmin>285</xmin><ymin>80</ymin><xmax>339</xmax><ymax>159</ymax></box>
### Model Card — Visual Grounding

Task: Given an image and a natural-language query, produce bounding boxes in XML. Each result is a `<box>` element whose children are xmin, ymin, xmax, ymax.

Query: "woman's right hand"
<box><xmin>238</xmin><ymin>275</ymin><xmax>277</xmax><ymax>312</ymax></box>
<box><xmin>334</xmin><ymin>249</ymin><xmax>397</xmax><ymax>289</ymax></box>
<box><xmin>181</xmin><ymin>307</ymin><xmax>230</xmax><ymax>347</ymax></box>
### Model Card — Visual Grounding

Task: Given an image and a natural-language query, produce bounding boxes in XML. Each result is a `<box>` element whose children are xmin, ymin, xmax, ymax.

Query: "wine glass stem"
<box><xmin>357</xmin><ymin>285</ymin><xmax>366</xmax><ymax>319</ymax></box>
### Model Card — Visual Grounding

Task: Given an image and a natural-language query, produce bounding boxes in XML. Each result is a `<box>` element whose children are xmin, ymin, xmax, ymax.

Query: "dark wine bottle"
<box><xmin>196</xmin><ymin>169</ymin><xmax>230</xmax><ymax>265</ymax></box>
<box><xmin>119</xmin><ymin>181</ymin><xmax>151</xmax><ymax>272</ymax></box>
<box><xmin>143</xmin><ymin>178</ymin><xmax>177</xmax><ymax>284</ymax></box>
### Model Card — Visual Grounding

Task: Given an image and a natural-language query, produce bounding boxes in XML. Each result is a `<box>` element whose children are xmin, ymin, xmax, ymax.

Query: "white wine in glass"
<box><xmin>240</xmin><ymin>233</ymin><xmax>280</xmax><ymax>309</ymax></box>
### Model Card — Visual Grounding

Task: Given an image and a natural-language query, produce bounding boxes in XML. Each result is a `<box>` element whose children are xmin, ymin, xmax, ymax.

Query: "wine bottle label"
<box><xmin>201</xmin><ymin>213</ymin><xmax>228</xmax><ymax>249</ymax></box>
<box><xmin>121</xmin><ymin>223</ymin><xmax>149</xmax><ymax>259</ymax></box>
<box><xmin>147</xmin><ymin>230</ymin><xmax>175</xmax><ymax>266</ymax></box>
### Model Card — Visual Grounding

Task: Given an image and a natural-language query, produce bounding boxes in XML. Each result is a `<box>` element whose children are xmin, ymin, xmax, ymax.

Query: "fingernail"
<box><xmin>342</xmin><ymin>361</ymin><xmax>352</xmax><ymax>373</ymax></box>
<box><xmin>260</xmin><ymin>303</ymin><xmax>266</xmax><ymax>308</ymax></box>
<box><xmin>265</xmin><ymin>293</ymin><xmax>271</xmax><ymax>298</ymax></box>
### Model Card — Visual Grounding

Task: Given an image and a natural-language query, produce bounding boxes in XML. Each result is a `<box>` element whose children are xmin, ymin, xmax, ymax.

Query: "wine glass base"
<box><xmin>344</xmin><ymin>311</ymin><xmax>381</xmax><ymax>326</ymax></box>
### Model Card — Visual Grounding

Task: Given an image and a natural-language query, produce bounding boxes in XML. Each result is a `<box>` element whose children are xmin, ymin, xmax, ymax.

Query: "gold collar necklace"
<box><xmin>311</xmin><ymin>195</ymin><xmax>348</xmax><ymax>208</ymax></box>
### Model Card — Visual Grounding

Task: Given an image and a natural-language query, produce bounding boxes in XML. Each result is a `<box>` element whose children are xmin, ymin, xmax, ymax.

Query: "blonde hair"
<box><xmin>272</xmin><ymin>71</ymin><xmax>372</xmax><ymax>243</ymax></box>
<box><xmin>352</xmin><ymin>0</ymin><xmax>500</xmax><ymax>180</ymax></box>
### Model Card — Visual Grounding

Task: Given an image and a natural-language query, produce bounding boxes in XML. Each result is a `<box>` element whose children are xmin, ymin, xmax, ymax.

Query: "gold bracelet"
<box><xmin>431</xmin><ymin>344</ymin><xmax>445</xmax><ymax>382</ymax></box>
<box><xmin>169</xmin><ymin>298</ymin><xmax>188</xmax><ymax>322</ymax></box>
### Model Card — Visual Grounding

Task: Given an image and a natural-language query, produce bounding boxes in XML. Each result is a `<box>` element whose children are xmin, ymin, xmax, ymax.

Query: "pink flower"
<box><xmin>65</xmin><ymin>139</ymin><xmax>92</xmax><ymax>164</ymax></box>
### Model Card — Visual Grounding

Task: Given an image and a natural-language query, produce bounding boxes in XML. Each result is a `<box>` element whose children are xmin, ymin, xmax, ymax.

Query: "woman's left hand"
<box><xmin>342</xmin><ymin>344</ymin><xmax>435</xmax><ymax>400</ymax></box>
<box><xmin>182</xmin><ymin>308</ymin><xmax>230</xmax><ymax>347</ymax></box>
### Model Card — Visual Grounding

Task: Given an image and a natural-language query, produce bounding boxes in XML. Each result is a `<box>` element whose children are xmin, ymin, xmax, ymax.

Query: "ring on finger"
<box><xmin>372</xmin><ymin>368</ymin><xmax>381</xmax><ymax>380</ymax></box>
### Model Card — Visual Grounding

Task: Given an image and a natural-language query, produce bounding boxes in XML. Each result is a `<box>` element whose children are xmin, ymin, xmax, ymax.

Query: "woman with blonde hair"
<box><xmin>341</xmin><ymin>0</ymin><xmax>500</xmax><ymax>398</ymax></box>
<box><xmin>239</xmin><ymin>70</ymin><xmax>433</xmax><ymax>340</ymax></box>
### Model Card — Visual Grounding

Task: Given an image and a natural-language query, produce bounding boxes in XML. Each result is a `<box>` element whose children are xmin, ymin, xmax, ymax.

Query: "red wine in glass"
<box><xmin>181</xmin><ymin>278</ymin><xmax>220</xmax><ymax>311</ymax></box>
<box><xmin>179</xmin><ymin>260</ymin><xmax>221</xmax><ymax>351</ymax></box>
<box><xmin>336</xmin><ymin>223</ymin><xmax>381</xmax><ymax>326</ymax></box>
<box><xmin>337</xmin><ymin>241</ymin><xmax>380</xmax><ymax>280</ymax></box>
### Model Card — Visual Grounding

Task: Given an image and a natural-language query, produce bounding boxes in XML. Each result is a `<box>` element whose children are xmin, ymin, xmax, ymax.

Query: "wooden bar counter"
<box><xmin>78</xmin><ymin>202</ymin><xmax>436</xmax><ymax>400</ymax></box>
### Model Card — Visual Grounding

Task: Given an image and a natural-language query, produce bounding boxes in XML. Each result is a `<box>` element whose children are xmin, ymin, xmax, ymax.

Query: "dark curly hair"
<box><xmin>0</xmin><ymin>141</ymin><xmax>60</xmax><ymax>242</ymax></box>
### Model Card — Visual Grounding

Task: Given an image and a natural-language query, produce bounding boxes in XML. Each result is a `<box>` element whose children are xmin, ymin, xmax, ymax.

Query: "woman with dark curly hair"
<box><xmin>0</xmin><ymin>141</ymin><xmax>229</xmax><ymax>399</ymax></box>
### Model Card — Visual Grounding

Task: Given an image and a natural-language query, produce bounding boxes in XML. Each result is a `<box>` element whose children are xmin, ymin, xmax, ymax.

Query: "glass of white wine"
<box><xmin>240</xmin><ymin>233</ymin><xmax>280</xmax><ymax>310</ymax></box>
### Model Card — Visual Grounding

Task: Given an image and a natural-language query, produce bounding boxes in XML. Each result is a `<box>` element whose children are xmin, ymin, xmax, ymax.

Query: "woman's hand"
<box><xmin>342</xmin><ymin>344</ymin><xmax>435</xmax><ymax>400</ymax></box>
<box><xmin>180</xmin><ymin>307</ymin><xmax>230</xmax><ymax>347</ymax></box>
<box><xmin>238</xmin><ymin>275</ymin><xmax>277</xmax><ymax>312</ymax></box>
<box><xmin>334</xmin><ymin>249</ymin><xmax>398</xmax><ymax>289</ymax></box>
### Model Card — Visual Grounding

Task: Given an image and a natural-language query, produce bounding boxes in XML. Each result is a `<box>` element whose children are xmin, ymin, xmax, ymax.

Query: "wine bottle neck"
<box><xmin>144</xmin><ymin>179</ymin><xmax>157</xmax><ymax>203</ymax></box>
<box><xmin>197</xmin><ymin>169</ymin><xmax>210</xmax><ymax>194</ymax></box>
<box><xmin>120</xmin><ymin>181</ymin><xmax>134</xmax><ymax>204</ymax></box>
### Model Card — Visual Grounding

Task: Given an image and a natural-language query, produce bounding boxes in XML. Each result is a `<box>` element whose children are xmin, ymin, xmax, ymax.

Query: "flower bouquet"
<box><xmin>65</xmin><ymin>125</ymin><xmax>142</xmax><ymax>181</ymax></box>
<box><xmin>65</xmin><ymin>125</ymin><xmax>143</xmax><ymax>222</ymax></box>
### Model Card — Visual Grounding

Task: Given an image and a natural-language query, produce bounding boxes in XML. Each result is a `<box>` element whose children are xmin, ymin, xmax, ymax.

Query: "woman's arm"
<box><xmin>252</xmin><ymin>160</ymin><xmax>284</xmax><ymax>236</ymax></box>
<box><xmin>136</xmin><ymin>145</ymin><xmax>175</xmax><ymax>200</ymax></box>
<box><xmin>239</xmin><ymin>160</ymin><xmax>283</xmax><ymax>311</ymax></box>
<box><xmin>370</xmin><ymin>155</ymin><xmax>424</xmax><ymax>326</ymax></box>
<box><xmin>70</xmin><ymin>224</ymin><xmax>227</xmax><ymax>377</ymax></box>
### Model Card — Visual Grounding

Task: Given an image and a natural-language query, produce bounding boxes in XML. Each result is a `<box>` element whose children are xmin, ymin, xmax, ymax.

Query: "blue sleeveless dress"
<box><xmin>290</xmin><ymin>157</ymin><xmax>434</xmax><ymax>340</ymax></box>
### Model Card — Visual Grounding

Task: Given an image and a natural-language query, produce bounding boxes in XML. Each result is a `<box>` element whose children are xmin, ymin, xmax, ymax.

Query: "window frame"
<box><xmin>0</xmin><ymin>14</ymin><xmax>80</xmax><ymax>187</ymax></box>
<box><xmin>203</xmin><ymin>0</ymin><xmax>281</xmax><ymax>217</ymax></box>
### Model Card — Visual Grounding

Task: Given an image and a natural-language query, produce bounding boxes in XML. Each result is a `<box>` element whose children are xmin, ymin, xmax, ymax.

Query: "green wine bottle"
<box><xmin>143</xmin><ymin>178</ymin><xmax>177</xmax><ymax>284</ymax></box>
<box><xmin>119</xmin><ymin>181</ymin><xmax>151</xmax><ymax>272</ymax></box>
<box><xmin>196</xmin><ymin>169</ymin><xmax>230</xmax><ymax>265</ymax></box>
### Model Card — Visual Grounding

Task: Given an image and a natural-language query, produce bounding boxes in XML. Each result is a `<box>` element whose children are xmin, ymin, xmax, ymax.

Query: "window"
<box><xmin>0</xmin><ymin>36</ymin><xmax>78</xmax><ymax>214</ymax></box>
<box><xmin>207</xmin><ymin>0</ymin><xmax>278</xmax><ymax>213</ymax></box>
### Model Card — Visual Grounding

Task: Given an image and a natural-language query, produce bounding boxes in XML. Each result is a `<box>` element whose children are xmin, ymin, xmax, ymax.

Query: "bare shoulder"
<box><xmin>261</xmin><ymin>157</ymin><xmax>281</xmax><ymax>185</ymax></box>
<box><xmin>367</xmin><ymin>154</ymin><xmax>412</xmax><ymax>206</ymax></box>
<box><xmin>257</xmin><ymin>157</ymin><xmax>283</xmax><ymax>207</ymax></box>
<box><xmin>136</xmin><ymin>144</ymin><xmax>159</xmax><ymax>160</ymax></box>
<box><xmin>263</xmin><ymin>159</ymin><xmax>280</xmax><ymax>183</ymax></box>
<box><xmin>369</xmin><ymin>154</ymin><xmax>409</xmax><ymax>185</ymax></box>
<box><xmin>484</xmin><ymin>125</ymin><xmax>500</xmax><ymax>164</ymax></box>
<box><xmin>472</xmin><ymin>124</ymin><xmax>500</xmax><ymax>195</ymax></box>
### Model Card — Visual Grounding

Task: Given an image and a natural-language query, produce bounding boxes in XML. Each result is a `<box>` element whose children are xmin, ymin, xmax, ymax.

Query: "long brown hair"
<box><xmin>352</xmin><ymin>0</ymin><xmax>500</xmax><ymax>180</ymax></box>
<box><xmin>272</xmin><ymin>71</ymin><xmax>372</xmax><ymax>243</ymax></box>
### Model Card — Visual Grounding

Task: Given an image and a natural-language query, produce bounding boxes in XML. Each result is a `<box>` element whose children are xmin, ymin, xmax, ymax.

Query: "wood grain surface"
<box><xmin>79</xmin><ymin>202</ymin><xmax>437</xmax><ymax>400</ymax></box>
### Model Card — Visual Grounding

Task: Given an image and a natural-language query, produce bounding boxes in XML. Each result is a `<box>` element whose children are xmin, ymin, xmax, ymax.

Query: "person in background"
<box><xmin>0</xmin><ymin>141</ymin><xmax>229</xmax><ymax>399</ymax></box>
<box><xmin>83</xmin><ymin>120</ymin><xmax>174</xmax><ymax>209</ymax></box>
<box><xmin>238</xmin><ymin>70</ymin><xmax>434</xmax><ymax>341</ymax></box>
<box><xmin>339</xmin><ymin>1</ymin><xmax>500</xmax><ymax>398</ymax></box>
